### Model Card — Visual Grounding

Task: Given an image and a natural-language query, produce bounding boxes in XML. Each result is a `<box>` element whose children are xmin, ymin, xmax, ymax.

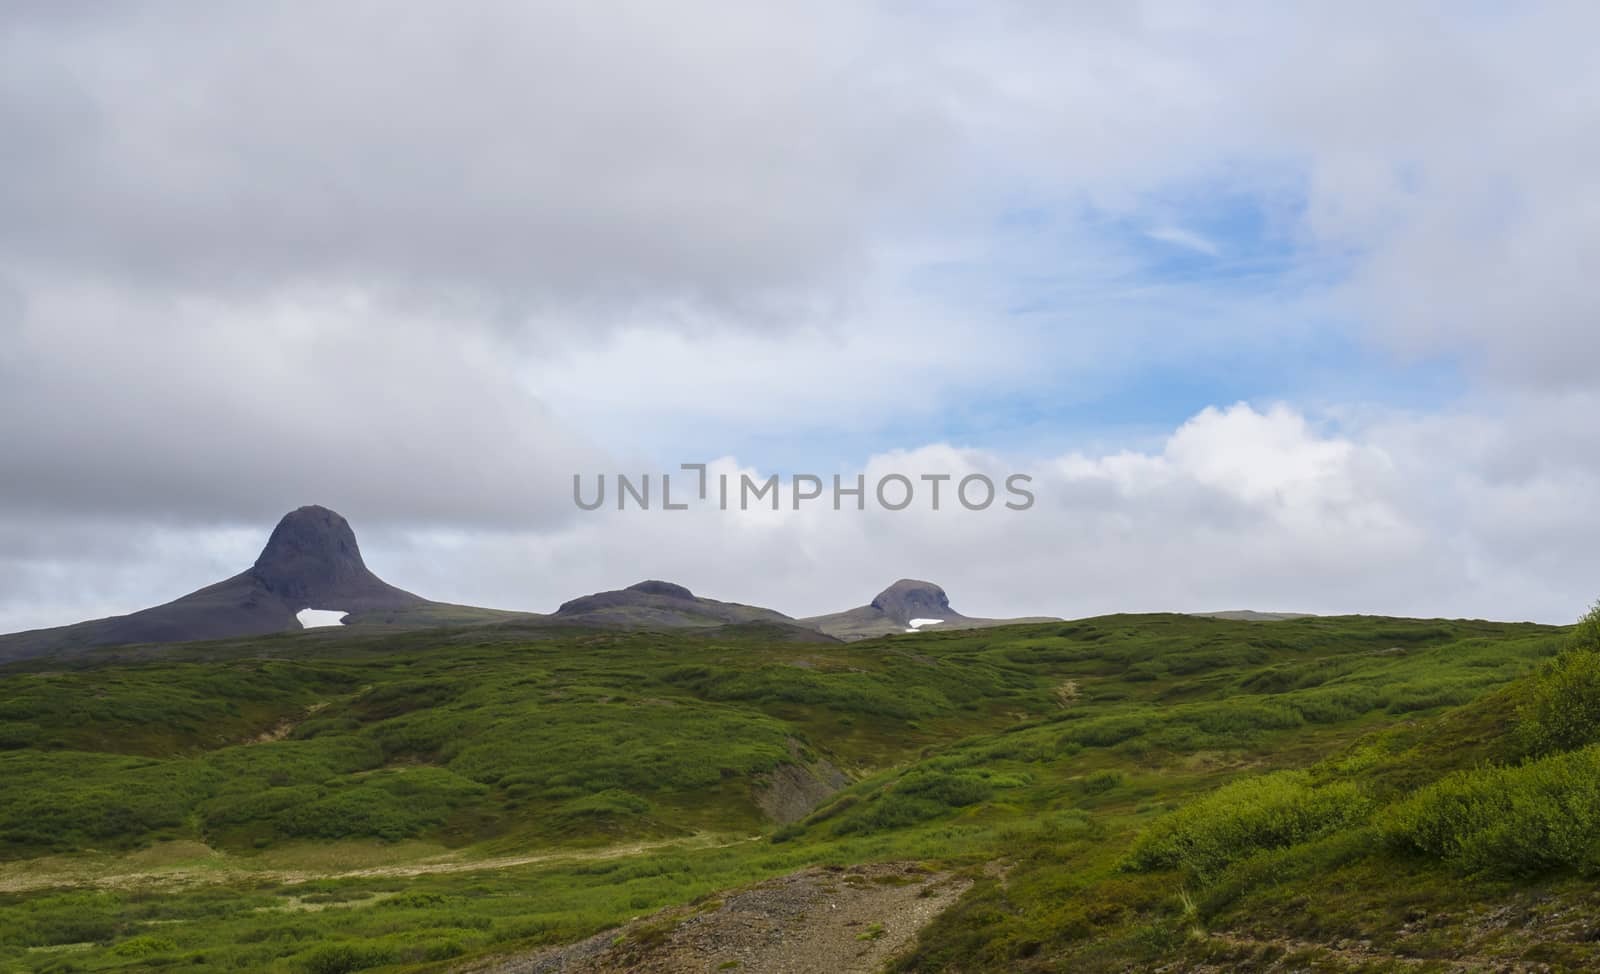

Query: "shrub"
<box><xmin>1181</xmin><ymin>701</ymin><xmax>1302</xmax><ymax>736</ymax></box>
<box><xmin>1381</xmin><ymin>679</ymin><xmax>1483</xmax><ymax>714</ymax></box>
<box><xmin>833</xmin><ymin>771</ymin><xmax>992</xmax><ymax>835</ymax></box>
<box><xmin>299</xmin><ymin>942</ymin><xmax>394</xmax><ymax>974</ymax></box>
<box><xmin>0</xmin><ymin>752</ymin><xmax>215</xmax><ymax>851</ymax></box>
<box><xmin>1384</xmin><ymin>745</ymin><xmax>1600</xmax><ymax>875</ymax></box>
<box><xmin>0</xmin><ymin>721</ymin><xmax>41</xmax><ymax>749</ymax></box>
<box><xmin>111</xmin><ymin>935</ymin><xmax>177</xmax><ymax>957</ymax></box>
<box><xmin>273</xmin><ymin>768</ymin><xmax>487</xmax><ymax>841</ymax></box>
<box><xmin>352</xmin><ymin>681</ymin><xmax>459</xmax><ymax>720</ymax></box>
<box><xmin>1081</xmin><ymin>770</ymin><xmax>1123</xmax><ymax>795</ymax></box>
<box><xmin>1519</xmin><ymin>605</ymin><xmax>1600</xmax><ymax>754</ymax></box>
<box><xmin>290</xmin><ymin>716</ymin><xmax>361</xmax><ymax>740</ymax></box>
<box><xmin>384</xmin><ymin>891</ymin><xmax>447</xmax><ymax>909</ymax></box>
<box><xmin>1288</xmin><ymin>685</ymin><xmax>1381</xmax><ymax>724</ymax></box>
<box><xmin>896</xmin><ymin>770</ymin><xmax>992</xmax><ymax>807</ymax></box>
<box><xmin>555</xmin><ymin>789</ymin><xmax>651</xmax><ymax>828</ymax></box>
<box><xmin>1059</xmin><ymin>715</ymin><xmax>1152</xmax><ymax>749</ymax></box>
<box><xmin>370</xmin><ymin>711</ymin><xmax>471</xmax><ymax>758</ymax></box>
<box><xmin>1125</xmin><ymin>771</ymin><xmax>1369</xmax><ymax>878</ymax></box>
<box><xmin>1574</xmin><ymin>600</ymin><xmax>1600</xmax><ymax>653</ymax></box>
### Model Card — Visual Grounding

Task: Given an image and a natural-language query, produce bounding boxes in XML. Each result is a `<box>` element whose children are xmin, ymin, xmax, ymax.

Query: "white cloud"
<box><xmin>1145</xmin><ymin>227</ymin><xmax>1220</xmax><ymax>257</ymax></box>
<box><xmin>351</xmin><ymin>400</ymin><xmax>1600</xmax><ymax>627</ymax></box>
<box><xmin>8</xmin><ymin>397</ymin><xmax>1598</xmax><ymax>635</ymax></box>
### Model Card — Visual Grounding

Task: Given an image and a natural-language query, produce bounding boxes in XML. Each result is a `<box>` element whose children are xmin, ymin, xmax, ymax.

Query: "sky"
<box><xmin>2</xmin><ymin>1</ymin><xmax>1599</xmax><ymax>631</ymax></box>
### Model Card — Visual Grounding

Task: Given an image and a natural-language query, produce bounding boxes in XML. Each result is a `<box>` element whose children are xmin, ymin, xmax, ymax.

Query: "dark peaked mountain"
<box><xmin>0</xmin><ymin>506</ymin><xmax>525</xmax><ymax>661</ymax></box>
<box><xmin>250</xmin><ymin>505</ymin><xmax>423</xmax><ymax>611</ymax></box>
<box><xmin>869</xmin><ymin>578</ymin><xmax>958</xmax><ymax>621</ymax></box>
<box><xmin>553</xmin><ymin>579</ymin><xmax>798</xmax><ymax>629</ymax></box>
<box><xmin>802</xmin><ymin>578</ymin><xmax>1060</xmax><ymax>640</ymax></box>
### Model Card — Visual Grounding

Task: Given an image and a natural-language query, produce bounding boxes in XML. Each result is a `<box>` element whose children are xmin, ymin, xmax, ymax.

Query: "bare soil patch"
<box><xmin>466</xmin><ymin>861</ymin><xmax>969</xmax><ymax>974</ymax></box>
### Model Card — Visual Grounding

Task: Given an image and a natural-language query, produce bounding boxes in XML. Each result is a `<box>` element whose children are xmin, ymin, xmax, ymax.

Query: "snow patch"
<box><xmin>905</xmin><ymin>617</ymin><xmax>945</xmax><ymax>633</ymax></box>
<box><xmin>297</xmin><ymin>609</ymin><xmax>348</xmax><ymax>629</ymax></box>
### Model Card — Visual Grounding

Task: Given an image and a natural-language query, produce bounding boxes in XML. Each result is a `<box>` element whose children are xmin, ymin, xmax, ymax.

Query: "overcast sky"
<box><xmin>3</xmin><ymin>1</ymin><xmax>1598</xmax><ymax>631</ymax></box>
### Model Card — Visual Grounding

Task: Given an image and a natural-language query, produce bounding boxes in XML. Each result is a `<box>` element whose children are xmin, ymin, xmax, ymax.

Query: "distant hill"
<box><xmin>0</xmin><ymin>506</ymin><xmax>533</xmax><ymax>661</ymax></box>
<box><xmin>553</xmin><ymin>579</ymin><xmax>797</xmax><ymax>629</ymax></box>
<box><xmin>802</xmin><ymin>578</ymin><xmax>1059</xmax><ymax>640</ymax></box>
<box><xmin>0</xmin><ymin>515</ymin><xmax>1067</xmax><ymax>658</ymax></box>
<box><xmin>1191</xmin><ymin>609</ymin><xmax>1316</xmax><ymax>622</ymax></box>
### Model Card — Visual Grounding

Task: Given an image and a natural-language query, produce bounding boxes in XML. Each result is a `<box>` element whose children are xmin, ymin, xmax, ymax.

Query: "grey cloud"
<box><xmin>2</xmin><ymin>2</ymin><xmax>1599</xmax><ymax>634</ymax></box>
<box><xmin>1</xmin><ymin>294</ymin><xmax>606</xmax><ymax>527</ymax></box>
<box><xmin>4</xmin><ymin>400</ymin><xmax>1598</xmax><ymax>634</ymax></box>
<box><xmin>5</xmin><ymin>3</ymin><xmax>1595</xmax><ymax>365</ymax></box>
<box><xmin>0</xmin><ymin>2</ymin><xmax>950</xmax><ymax>316</ymax></box>
<box><xmin>367</xmin><ymin>405</ymin><xmax>1600</xmax><ymax>628</ymax></box>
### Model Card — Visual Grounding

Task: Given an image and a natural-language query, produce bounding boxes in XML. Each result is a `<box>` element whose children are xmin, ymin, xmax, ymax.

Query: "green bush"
<box><xmin>352</xmin><ymin>681</ymin><xmax>460</xmax><ymax>720</ymax></box>
<box><xmin>0</xmin><ymin>721</ymin><xmax>41</xmax><ymax>749</ymax></box>
<box><xmin>1081</xmin><ymin>770</ymin><xmax>1123</xmax><ymax>795</ymax></box>
<box><xmin>1181</xmin><ymin>700</ymin><xmax>1302</xmax><ymax>736</ymax></box>
<box><xmin>697</xmin><ymin>666</ymin><xmax>954</xmax><ymax>719</ymax></box>
<box><xmin>111</xmin><ymin>935</ymin><xmax>177</xmax><ymax>957</ymax></box>
<box><xmin>833</xmin><ymin>771</ymin><xmax>992</xmax><ymax>835</ymax></box>
<box><xmin>273</xmin><ymin>768</ymin><xmax>487</xmax><ymax>841</ymax></box>
<box><xmin>1574</xmin><ymin>600</ymin><xmax>1600</xmax><ymax>653</ymax></box>
<box><xmin>1125</xmin><ymin>771</ymin><xmax>1369</xmax><ymax>878</ymax></box>
<box><xmin>298</xmin><ymin>942</ymin><xmax>394</xmax><ymax>974</ymax></box>
<box><xmin>445</xmin><ymin>704</ymin><xmax>790</xmax><ymax>797</ymax></box>
<box><xmin>0</xmin><ymin>752</ymin><xmax>216</xmax><ymax>851</ymax></box>
<box><xmin>1287</xmin><ymin>685</ymin><xmax>1381</xmax><ymax>724</ymax></box>
<box><xmin>384</xmin><ymin>891</ymin><xmax>447</xmax><ymax>909</ymax></box>
<box><xmin>1384</xmin><ymin>745</ymin><xmax>1600</xmax><ymax>874</ymax></box>
<box><xmin>556</xmin><ymin>789</ymin><xmax>651</xmax><ymax>827</ymax></box>
<box><xmin>369</xmin><ymin>710</ymin><xmax>472</xmax><ymax>758</ymax></box>
<box><xmin>1058</xmin><ymin>714</ymin><xmax>1152</xmax><ymax>748</ymax></box>
<box><xmin>1519</xmin><ymin>606</ymin><xmax>1600</xmax><ymax>754</ymax></box>
<box><xmin>1381</xmin><ymin>680</ymin><xmax>1482</xmax><ymax>714</ymax></box>
<box><xmin>899</xmin><ymin>770</ymin><xmax>992</xmax><ymax>806</ymax></box>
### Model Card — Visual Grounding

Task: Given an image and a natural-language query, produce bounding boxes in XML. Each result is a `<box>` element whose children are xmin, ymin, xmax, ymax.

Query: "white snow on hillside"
<box><xmin>296</xmin><ymin>609</ymin><xmax>348</xmax><ymax>629</ymax></box>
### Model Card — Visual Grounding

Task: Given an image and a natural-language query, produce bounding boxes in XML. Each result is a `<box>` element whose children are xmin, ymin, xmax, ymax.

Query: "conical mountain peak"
<box><xmin>251</xmin><ymin>506</ymin><xmax>371</xmax><ymax>601</ymax></box>
<box><xmin>869</xmin><ymin>579</ymin><xmax>955</xmax><ymax>623</ymax></box>
<box><xmin>249</xmin><ymin>504</ymin><xmax>419</xmax><ymax>609</ymax></box>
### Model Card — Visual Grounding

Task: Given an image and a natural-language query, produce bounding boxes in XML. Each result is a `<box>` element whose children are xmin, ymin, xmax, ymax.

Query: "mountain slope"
<box><xmin>0</xmin><ymin>611</ymin><xmax>1579</xmax><ymax>973</ymax></box>
<box><xmin>1192</xmin><ymin>609</ymin><xmax>1316</xmax><ymax>621</ymax></box>
<box><xmin>802</xmin><ymin>578</ymin><xmax>1059</xmax><ymax>639</ymax></box>
<box><xmin>0</xmin><ymin>505</ymin><xmax>531</xmax><ymax>661</ymax></box>
<box><xmin>553</xmin><ymin>579</ymin><xmax>797</xmax><ymax>629</ymax></box>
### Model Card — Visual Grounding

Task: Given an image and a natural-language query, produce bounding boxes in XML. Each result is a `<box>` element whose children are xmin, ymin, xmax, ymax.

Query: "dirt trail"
<box><xmin>249</xmin><ymin>701</ymin><xmax>329</xmax><ymax>744</ymax></box>
<box><xmin>0</xmin><ymin>834</ymin><xmax>750</xmax><ymax>894</ymax></box>
<box><xmin>466</xmin><ymin>862</ymin><xmax>969</xmax><ymax>974</ymax></box>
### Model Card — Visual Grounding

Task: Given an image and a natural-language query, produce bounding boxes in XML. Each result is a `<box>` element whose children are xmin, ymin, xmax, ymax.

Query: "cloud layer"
<box><xmin>2</xmin><ymin>3</ymin><xmax>1597</xmax><ymax>630</ymax></box>
<box><xmin>7</xmin><ymin>400</ymin><xmax>1596</xmax><ymax>634</ymax></box>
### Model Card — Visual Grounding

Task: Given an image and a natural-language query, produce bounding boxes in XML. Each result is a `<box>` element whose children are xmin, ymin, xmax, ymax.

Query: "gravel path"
<box><xmin>470</xmin><ymin>862</ymin><xmax>970</xmax><ymax>974</ymax></box>
<box><xmin>0</xmin><ymin>834</ymin><xmax>750</xmax><ymax>894</ymax></box>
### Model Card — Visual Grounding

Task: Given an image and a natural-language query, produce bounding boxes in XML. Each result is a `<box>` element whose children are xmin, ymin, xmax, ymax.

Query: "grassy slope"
<box><xmin>0</xmin><ymin>612</ymin><xmax>1585</xmax><ymax>973</ymax></box>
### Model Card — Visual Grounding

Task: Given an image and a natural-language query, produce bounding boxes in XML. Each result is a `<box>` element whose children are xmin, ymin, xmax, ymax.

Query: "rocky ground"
<box><xmin>466</xmin><ymin>862</ymin><xmax>970</xmax><ymax>974</ymax></box>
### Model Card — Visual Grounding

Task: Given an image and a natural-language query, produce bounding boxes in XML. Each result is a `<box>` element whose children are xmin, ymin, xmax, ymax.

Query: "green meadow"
<box><xmin>3</xmin><ymin>607</ymin><xmax>1600</xmax><ymax>972</ymax></box>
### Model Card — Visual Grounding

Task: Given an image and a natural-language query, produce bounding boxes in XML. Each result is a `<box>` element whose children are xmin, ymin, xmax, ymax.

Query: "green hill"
<box><xmin>2</xmin><ymin>609</ymin><xmax>1598</xmax><ymax>972</ymax></box>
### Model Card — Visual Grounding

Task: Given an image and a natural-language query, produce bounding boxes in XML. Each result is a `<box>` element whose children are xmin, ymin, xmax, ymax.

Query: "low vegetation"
<box><xmin>2</xmin><ymin>607</ymin><xmax>1597</xmax><ymax>972</ymax></box>
<box><xmin>1126</xmin><ymin>770</ymin><xmax>1369</xmax><ymax>878</ymax></box>
<box><xmin>1385</xmin><ymin>744</ymin><xmax>1600</xmax><ymax>874</ymax></box>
